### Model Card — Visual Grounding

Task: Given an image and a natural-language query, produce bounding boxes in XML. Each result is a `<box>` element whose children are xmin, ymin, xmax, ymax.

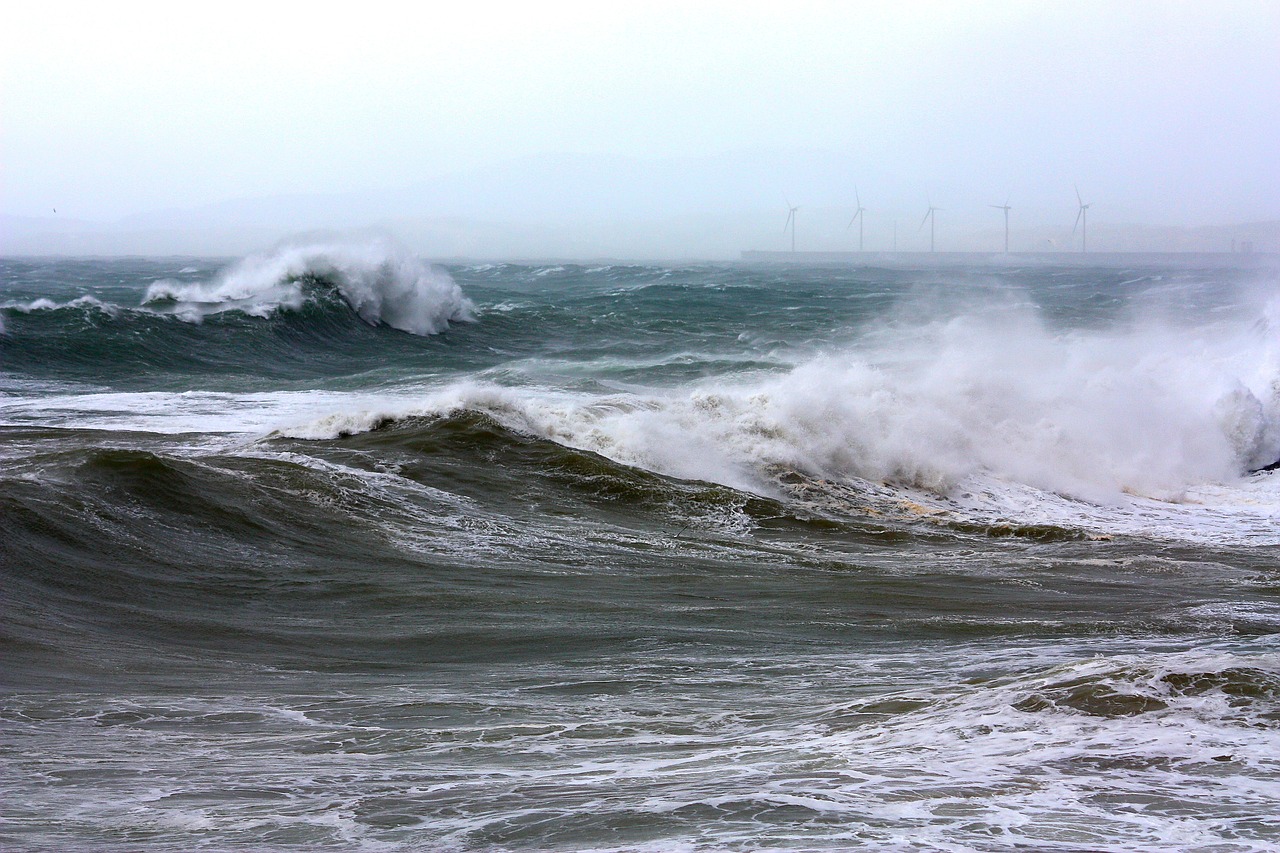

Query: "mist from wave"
<box><xmin>6</xmin><ymin>255</ymin><xmax>1280</xmax><ymax>852</ymax></box>
<box><xmin>0</xmin><ymin>242</ymin><xmax>485</xmax><ymax>390</ymax></box>
<box><xmin>142</xmin><ymin>239</ymin><xmax>475</xmax><ymax>335</ymax></box>
<box><xmin>278</xmin><ymin>284</ymin><xmax>1280</xmax><ymax>504</ymax></box>
<box><xmin>1</xmin><ymin>239</ymin><xmax>474</xmax><ymax>338</ymax></box>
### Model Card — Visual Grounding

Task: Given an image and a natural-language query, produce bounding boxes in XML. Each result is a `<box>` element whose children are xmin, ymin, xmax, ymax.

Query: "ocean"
<box><xmin>3</xmin><ymin>241</ymin><xmax>1279</xmax><ymax>851</ymax></box>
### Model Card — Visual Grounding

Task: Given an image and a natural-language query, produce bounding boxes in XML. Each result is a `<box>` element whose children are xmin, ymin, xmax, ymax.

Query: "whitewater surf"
<box><xmin>3</xmin><ymin>245</ymin><xmax>1279</xmax><ymax>851</ymax></box>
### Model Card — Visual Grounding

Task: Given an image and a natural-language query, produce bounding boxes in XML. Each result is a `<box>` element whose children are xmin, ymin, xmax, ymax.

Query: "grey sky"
<box><xmin>3</xmin><ymin>1</ymin><xmax>1278</xmax><ymax>255</ymax></box>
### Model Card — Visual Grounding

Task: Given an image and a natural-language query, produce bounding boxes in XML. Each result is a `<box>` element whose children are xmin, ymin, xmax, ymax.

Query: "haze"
<box><xmin>4</xmin><ymin>1</ymin><xmax>1278</xmax><ymax>258</ymax></box>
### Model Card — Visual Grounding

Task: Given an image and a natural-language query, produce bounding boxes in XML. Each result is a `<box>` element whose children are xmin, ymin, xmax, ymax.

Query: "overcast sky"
<box><xmin>4</xmin><ymin>0</ymin><xmax>1278</xmax><ymax>233</ymax></box>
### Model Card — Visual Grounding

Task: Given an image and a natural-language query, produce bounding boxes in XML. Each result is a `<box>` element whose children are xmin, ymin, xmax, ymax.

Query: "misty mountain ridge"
<box><xmin>4</xmin><ymin>150</ymin><xmax>1277</xmax><ymax>259</ymax></box>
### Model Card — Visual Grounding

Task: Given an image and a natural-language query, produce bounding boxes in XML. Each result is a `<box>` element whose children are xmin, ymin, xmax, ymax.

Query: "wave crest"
<box><xmin>143</xmin><ymin>239</ymin><xmax>475</xmax><ymax>335</ymax></box>
<box><xmin>2</xmin><ymin>294</ymin><xmax>120</xmax><ymax>318</ymax></box>
<box><xmin>265</xmin><ymin>290</ymin><xmax>1280</xmax><ymax>544</ymax></box>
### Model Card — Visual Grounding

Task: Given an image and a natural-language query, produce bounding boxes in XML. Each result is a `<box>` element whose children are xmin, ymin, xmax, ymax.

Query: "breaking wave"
<box><xmin>284</xmin><ymin>298</ymin><xmax>1280</xmax><ymax>494</ymax></box>
<box><xmin>142</xmin><ymin>239</ymin><xmax>474</xmax><ymax>335</ymax></box>
<box><xmin>270</xmin><ymin>291</ymin><xmax>1280</xmax><ymax>543</ymax></box>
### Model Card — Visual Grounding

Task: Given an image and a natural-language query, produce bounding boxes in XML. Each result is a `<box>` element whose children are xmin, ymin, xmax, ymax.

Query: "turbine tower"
<box><xmin>919</xmin><ymin>201</ymin><xmax>941</xmax><ymax>252</ymax></box>
<box><xmin>847</xmin><ymin>186</ymin><xmax>867</xmax><ymax>252</ymax></box>
<box><xmin>1073</xmin><ymin>186</ymin><xmax>1091</xmax><ymax>252</ymax></box>
<box><xmin>990</xmin><ymin>195</ymin><xmax>1012</xmax><ymax>253</ymax></box>
<box><xmin>783</xmin><ymin>201</ymin><xmax>799</xmax><ymax>253</ymax></box>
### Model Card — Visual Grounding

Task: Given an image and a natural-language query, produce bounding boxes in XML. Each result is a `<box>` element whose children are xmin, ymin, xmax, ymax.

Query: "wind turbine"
<box><xmin>1073</xmin><ymin>186</ymin><xmax>1091</xmax><ymax>252</ymax></box>
<box><xmin>783</xmin><ymin>200</ymin><xmax>799</xmax><ymax>253</ymax></box>
<box><xmin>990</xmin><ymin>195</ymin><xmax>1011</xmax><ymax>253</ymax></box>
<box><xmin>919</xmin><ymin>200</ymin><xmax>941</xmax><ymax>252</ymax></box>
<box><xmin>847</xmin><ymin>186</ymin><xmax>867</xmax><ymax>252</ymax></box>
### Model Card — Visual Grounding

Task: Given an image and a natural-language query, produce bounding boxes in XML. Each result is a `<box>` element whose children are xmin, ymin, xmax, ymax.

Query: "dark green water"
<box><xmin>3</xmin><ymin>246</ymin><xmax>1279</xmax><ymax>851</ymax></box>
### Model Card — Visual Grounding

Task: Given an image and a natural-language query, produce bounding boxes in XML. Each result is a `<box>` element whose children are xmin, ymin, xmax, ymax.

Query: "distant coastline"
<box><xmin>740</xmin><ymin>250</ymin><xmax>1280</xmax><ymax>270</ymax></box>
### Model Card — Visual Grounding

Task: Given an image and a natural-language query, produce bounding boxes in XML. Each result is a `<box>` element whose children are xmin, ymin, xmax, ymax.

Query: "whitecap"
<box><xmin>142</xmin><ymin>238</ymin><xmax>475</xmax><ymax>336</ymax></box>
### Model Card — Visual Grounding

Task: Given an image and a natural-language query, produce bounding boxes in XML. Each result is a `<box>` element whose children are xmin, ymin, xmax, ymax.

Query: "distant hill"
<box><xmin>4</xmin><ymin>150</ymin><xmax>1279</xmax><ymax>259</ymax></box>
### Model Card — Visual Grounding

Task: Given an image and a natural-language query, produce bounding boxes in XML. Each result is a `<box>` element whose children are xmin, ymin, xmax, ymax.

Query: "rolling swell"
<box><xmin>0</xmin><ymin>441</ymin><xmax>422</xmax><ymax>677</ymax></box>
<box><xmin>1</xmin><ymin>289</ymin><xmax>464</xmax><ymax>384</ymax></box>
<box><xmin>276</xmin><ymin>409</ymin><xmax>929</xmax><ymax>545</ymax></box>
<box><xmin>276</xmin><ymin>406</ymin><xmax>1178</xmax><ymax>548</ymax></box>
<box><xmin>2</xmin><ymin>411</ymin><xmax>1027</xmax><ymax>691</ymax></box>
<box><xmin>2</xmin><ymin>420</ymin><xmax>830</xmax><ymax>685</ymax></box>
<box><xmin>0</xmin><ymin>242</ymin><xmax>476</xmax><ymax>386</ymax></box>
<box><xmin>6</xmin><ymin>257</ymin><xmax>1280</xmax><ymax>852</ymax></box>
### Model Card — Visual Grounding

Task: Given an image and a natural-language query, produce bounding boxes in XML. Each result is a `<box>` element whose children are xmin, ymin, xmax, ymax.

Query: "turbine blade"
<box><xmin>1073</xmin><ymin>208</ymin><xmax>1082</xmax><ymax>233</ymax></box>
<box><xmin>855</xmin><ymin>185</ymin><xmax>861</xmax><ymax>208</ymax></box>
<box><xmin>919</xmin><ymin>209</ymin><xmax>930</xmax><ymax>231</ymax></box>
<box><xmin>1075</xmin><ymin>185</ymin><xmax>1083</xmax><ymax>206</ymax></box>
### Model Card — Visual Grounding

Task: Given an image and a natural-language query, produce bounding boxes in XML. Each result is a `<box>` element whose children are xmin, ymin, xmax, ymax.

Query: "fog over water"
<box><xmin>3</xmin><ymin>2</ymin><xmax>1278</xmax><ymax>257</ymax></box>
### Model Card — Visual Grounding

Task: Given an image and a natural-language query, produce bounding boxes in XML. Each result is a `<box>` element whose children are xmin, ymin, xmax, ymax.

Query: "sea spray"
<box><xmin>1</xmin><ymin>294</ymin><xmax>121</xmax><ymax>317</ymax></box>
<box><xmin>143</xmin><ymin>239</ymin><xmax>475</xmax><ymax>334</ymax></box>
<box><xmin>6</xmin><ymin>257</ymin><xmax>1280</xmax><ymax>852</ymax></box>
<box><xmin>277</xmin><ymin>291</ymin><xmax>1280</xmax><ymax>503</ymax></box>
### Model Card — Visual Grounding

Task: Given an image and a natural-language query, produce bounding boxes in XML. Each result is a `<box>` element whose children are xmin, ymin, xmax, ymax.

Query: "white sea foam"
<box><xmin>14</xmin><ymin>265</ymin><xmax>1279</xmax><ymax>542</ymax></box>
<box><xmin>13</xmin><ymin>643</ymin><xmax>1270</xmax><ymax>850</ymax></box>
<box><xmin>0</xmin><ymin>387</ymin><xmax>413</xmax><ymax>440</ymax></box>
<box><xmin>267</xmin><ymin>288</ymin><xmax>1280</xmax><ymax>543</ymax></box>
<box><xmin>142</xmin><ymin>239</ymin><xmax>474</xmax><ymax>335</ymax></box>
<box><xmin>2</xmin><ymin>294</ymin><xmax>120</xmax><ymax>316</ymax></box>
